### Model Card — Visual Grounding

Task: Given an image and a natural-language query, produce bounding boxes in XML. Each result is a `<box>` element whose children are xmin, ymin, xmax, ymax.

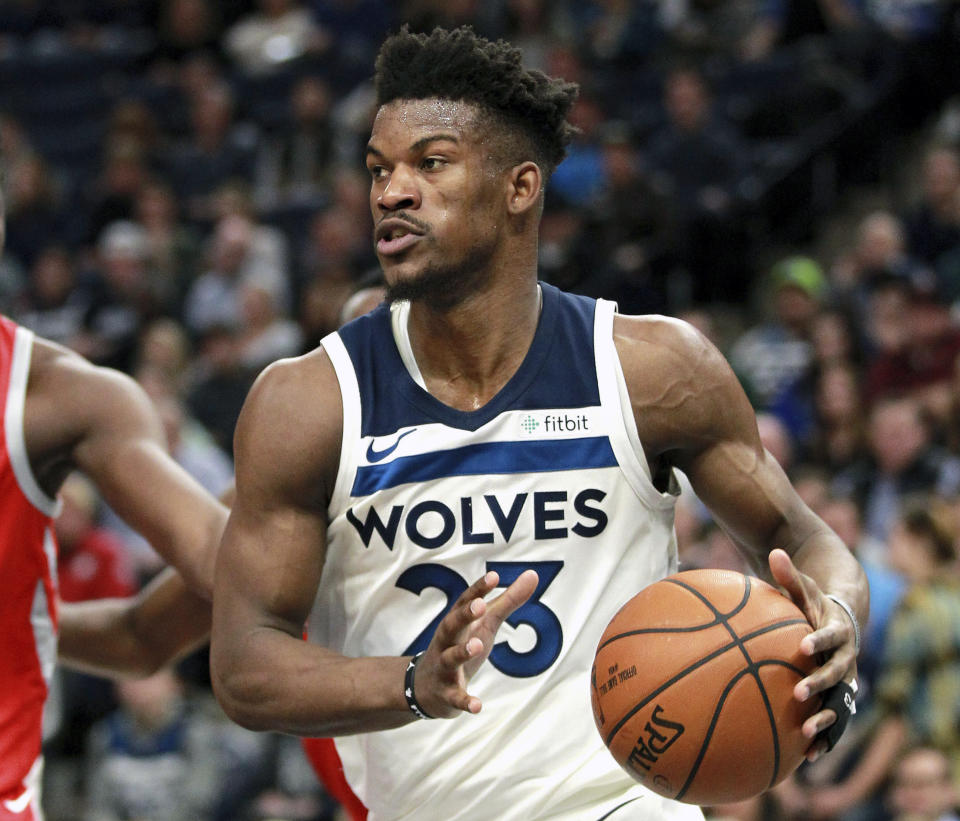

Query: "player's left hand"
<box><xmin>768</xmin><ymin>548</ymin><xmax>859</xmax><ymax>761</ymax></box>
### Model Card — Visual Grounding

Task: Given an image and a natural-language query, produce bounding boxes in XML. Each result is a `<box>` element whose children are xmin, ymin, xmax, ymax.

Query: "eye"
<box><xmin>367</xmin><ymin>164</ymin><xmax>388</xmax><ymax>181</ymax></box>
<box><xmin>421</xmin><ymin>157</ymin><xmax>447</xmax><ymax>172</ymax></box>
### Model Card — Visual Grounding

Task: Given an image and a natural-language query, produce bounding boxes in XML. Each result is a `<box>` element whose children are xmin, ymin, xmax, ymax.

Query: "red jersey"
<box><xmin>0</xmin><ymin>318</ymin><xmax>60</xmax><ymax>820</ymax></box>
<box><xmin>302</xmin><ymin>738</ymin><xmax>368</xmax><ymax>821</ymax></box>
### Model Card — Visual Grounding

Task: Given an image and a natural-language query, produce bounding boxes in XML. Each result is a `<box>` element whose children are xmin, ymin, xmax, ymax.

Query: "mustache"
<box><xmin>376</xmin><ymin>211</ymin><xmax>430</xmax><ymax>234</ymax></box>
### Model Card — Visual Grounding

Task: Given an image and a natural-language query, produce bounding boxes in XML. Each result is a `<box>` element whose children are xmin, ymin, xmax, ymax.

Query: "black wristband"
<box><xmin>404</xmin><ymin>651</ymin><xmax>435</xmax><ymax>720</ymax></box>
<box><xmin>818</xmin><ymin>679</ymin><xmax>858</xmax><ymax>752</ymax></box>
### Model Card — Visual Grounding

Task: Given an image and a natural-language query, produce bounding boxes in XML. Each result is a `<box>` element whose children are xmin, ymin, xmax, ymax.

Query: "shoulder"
<box><xmin>27</xmin><ymin>337</ymin><xmax>161</xmax><ymax>444</ymax></box>
<box><xmin>612</xmin><ymin>312</ymin><xmax>732</xmax><ymax>399</ymax></box>
<box><xmin>240</xmin><ymin>346</ymin><xmax>338</xmax><ymax>425</ymax></box>
<box><xmin>233</xmin><ymin>346</ymin><xmax>341</xmax><ymax>504</ymax></box>
<box><xmin>612</xmin><ymin>312</ymin><xmax>758</xmax><ymax>458</ymax></box>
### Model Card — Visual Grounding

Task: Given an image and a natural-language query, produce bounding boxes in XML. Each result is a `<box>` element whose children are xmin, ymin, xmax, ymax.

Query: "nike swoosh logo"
<box><xmin>366</xmin><ymin>429</ymin><xmax>416</xmax><ymax>463</ymax></box>
<box><xmin>4</xmin><ymin>788</ymin><xmax>33</xmax><ymax>814</ymax></box>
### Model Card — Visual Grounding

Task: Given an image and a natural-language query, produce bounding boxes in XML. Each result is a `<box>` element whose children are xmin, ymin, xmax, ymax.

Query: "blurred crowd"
<box><xmin>1</xmin><ymin>0</ymin><xmax>960</xmax><ymax>820</ymax></box>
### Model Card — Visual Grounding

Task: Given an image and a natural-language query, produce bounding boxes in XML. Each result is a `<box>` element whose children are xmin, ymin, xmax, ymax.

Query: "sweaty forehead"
<box><xmin>370</xmin><ymin>98</ymin><xmax>482</xmax><ymax>146</ymax></box>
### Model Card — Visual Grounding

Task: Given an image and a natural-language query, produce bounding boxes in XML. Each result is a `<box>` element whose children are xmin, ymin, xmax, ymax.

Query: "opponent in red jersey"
<box><xmin>0</xmin><ymin>183</ymin><xmax>226</xmax><ymax>820</ymax></box>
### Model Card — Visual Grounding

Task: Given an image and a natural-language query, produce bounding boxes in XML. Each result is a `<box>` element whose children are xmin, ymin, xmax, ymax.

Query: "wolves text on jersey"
<box><xmin>346</xmin><ymin>488</ymin><xmax>608</xmax><ymax>551</ymax></box>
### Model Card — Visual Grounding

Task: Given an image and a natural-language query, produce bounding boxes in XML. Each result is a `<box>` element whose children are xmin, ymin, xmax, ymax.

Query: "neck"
<box><xmin>406</xmin><ymin>276</ymin><xmax>541</xmax><ymax>412</ymax></box>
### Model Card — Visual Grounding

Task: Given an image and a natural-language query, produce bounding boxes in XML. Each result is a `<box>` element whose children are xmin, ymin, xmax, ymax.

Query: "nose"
<box><xmin>377</xmin><ymin>164</ymin><xmax>420</xmax><ymax>212</ymax></box>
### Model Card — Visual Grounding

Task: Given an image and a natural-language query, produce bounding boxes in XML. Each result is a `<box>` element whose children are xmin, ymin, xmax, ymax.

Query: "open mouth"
<box><xmin>376</xmin><ymin>222</ymin><xmax>423</xmax><ymax>256</ymax></box>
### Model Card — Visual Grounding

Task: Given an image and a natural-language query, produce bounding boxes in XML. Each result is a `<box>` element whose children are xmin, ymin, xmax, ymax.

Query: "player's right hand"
<box><xmin>414</xmin><ymin>569</ymin><xmax>539</xmax><ymax>718</ymax></box>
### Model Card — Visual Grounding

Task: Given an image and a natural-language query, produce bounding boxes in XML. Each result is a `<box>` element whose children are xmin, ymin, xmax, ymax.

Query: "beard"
<box><xmin>384</xmin><ymin>234</ymin><xmax>498</xmax><ymax>312</ymax></box>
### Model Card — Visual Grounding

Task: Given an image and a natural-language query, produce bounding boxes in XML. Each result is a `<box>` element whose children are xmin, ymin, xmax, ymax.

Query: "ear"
<box><xmin>506</xmin><ymin>162</ymin><xmax>542</xmax><ymax>217</ymax></box>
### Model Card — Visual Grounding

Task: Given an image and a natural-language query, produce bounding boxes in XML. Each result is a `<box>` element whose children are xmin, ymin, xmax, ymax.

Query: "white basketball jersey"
<box><xmin>311</xmin><ymin>283</ymin><xmax>705</xmax><ymax>821</ymax></box>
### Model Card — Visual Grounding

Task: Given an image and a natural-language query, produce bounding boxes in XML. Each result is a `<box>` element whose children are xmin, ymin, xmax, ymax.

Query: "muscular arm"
<box><xmin>210</xmin><ymin>351</ymin><xmax>536</xmax><ymax>736</ymax></box>
<box><xmin>25</xmin><ymin>338</ymin><xmax>228</xmax><ymax>596</ymax></box>
<box><xmin>616</xmin><ymin>316</ymin><xmax>868</xmax><ymax>737</ymax></box>
<box><xmin>210</xmin><ymin>352</ymin><xmax>414</xmax><ymax>735</ymax></box>
<box><xmin>58</xmin><ymin>568</ymin><xmax>211</xmax><ymax>677</ymax></box>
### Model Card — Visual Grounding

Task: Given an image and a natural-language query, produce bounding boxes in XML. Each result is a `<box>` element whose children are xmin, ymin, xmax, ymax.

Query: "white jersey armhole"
<box><xmin>595</xmin><ymin>300</ymin><xmax>677</xmax><ymax>512</ymax></box>
<box><xmin>320</xmin><ymin>332</ymin><xmax>360</xmax><ymax>514</ymax></box>
<box><xmin>7</xmin><ymin>327</ymin><xmax>60</xmax><ymax>517</ymax></box>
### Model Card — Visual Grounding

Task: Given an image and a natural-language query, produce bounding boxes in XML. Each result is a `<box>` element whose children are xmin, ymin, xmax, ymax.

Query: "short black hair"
<box><xmin>374</xmin><ymin>26</ymin><xmax>579</xmax><ymax>177</ymax></box>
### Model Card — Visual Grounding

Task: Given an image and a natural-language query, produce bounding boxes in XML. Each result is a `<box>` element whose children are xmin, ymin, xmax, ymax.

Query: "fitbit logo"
<box><xmin>544</xmin><ymin>413</ymin><xmax>589</xmax><ymax>432</ymax></box>
<box><xmin>520</xmin><ymin>412</ymin><xmax>590</xmax><ymax>435</ymax></box>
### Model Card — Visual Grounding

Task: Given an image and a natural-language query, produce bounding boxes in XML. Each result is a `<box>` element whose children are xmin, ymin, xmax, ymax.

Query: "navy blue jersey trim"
<box><xmin>336</xmin><ymin>283</ymin><xmax>602</xmax><ymax>436</ymax></box>
<box><xmin>351</xmin><ymin>436</ymin><xmax>617</xmax><ymax>496</ymax></box>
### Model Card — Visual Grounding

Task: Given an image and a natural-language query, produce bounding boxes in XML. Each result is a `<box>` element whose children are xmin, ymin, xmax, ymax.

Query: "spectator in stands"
<box><xmin>757</xmin><ymin>410</ymin><xmax>796</xmax><ymax>470</ymax></box>
<box><xmin>865</xmin><ymin>0</ymin><xmax>956</xmax><ymax>127</ymax></box>
<box><xmin>106</xmin><ymin>100</ymin><xmax>164</xmax><ymax>171</ymax></box>
<box><xmin>830</xmin><ymin>210</ymin><xmax>926</xmax><ymax>322</ymax></box>
<box><xmin>770</xmin><ymin>305</ymin><xmax>864</xmax><ymax>451</ymax></box>
<box><xmin>79</xmin><ymin>220</ymin><xmax>156</xmax><ymax>373</ymax></box>
<box><xmin>661</xmin><ymin>0</ymin><xmax>760</xmax><ymax>63</ymax></box>
<box><xmin>491</xmin><ymin>0</ymin><xmax>556</xmax><ymax>71</ymax></box>
<box><xmin>185</xmin><ymin>212</ymin><xmax>289</xmax><ymax>337</ymax></box>
<box><xmin>183</xmin><ymin>218</ymin><xmax>244</xmax><ymax>337</ymax></box>
<box><xmin>163</xmin><ymin>82</ymin><xmax>257</xmax><ymax>225</ymax></box>
<box><xmin>338</xmin><ymin>273</ymin><xmax>386</xmax><ymax>326</ymax></box>
<box><xmin>156</xmin><ymin>394</ymin><xmax>234</xmax><ymax>500</ymax></box>
<box><xmin>832</xmin><ymin>396</ymin><xmax>960</xmax><ymax>542</ymax></box>
<box><xmin>646</xmin><ymin>63</ymin><xmax>752</xmax><ymax>302</ymax></box>
<box><xmin>887</xmin><ymin>746</ymin><xmax>960</xmax><ymax>821</ymax></box>
<box><xmin>298</xmin><ymin>205</ymin><xmax>369</xmax><ymax>290</ymax></box>
<box><xmin>579</xmin><ymin>125</ymin><xmax>674</xmax><ymax>313</ymax></box>
<box><xmin>83</xmin><ymin>669</ymin><xmax>225</xmax><ymax>821</ymax></box>
<box><xmin>47</xmin><ymin>474</ymin><xmax>139</xmax><ymax>799</ymax></box>
<box><xmin>802</xmin><ymin>497</ymin><xmax>960</xmax><ymax>819</ymax></box>
<box><xmin>297</xmin><ymin>263</ymin><xmax>356</xmax><ymax>348</ymax></box>
<box><xmin>82</xmin><ymin>140</ymin><xmax>152</xmax><ymax>250</ymax></box>
<box><xmin>805</xmin><ymin>360</ymin><xmax>870</xmax><ymax>474</ymax></box>
<box><xmin>730</xmin><ymin>255</ymin><xmax>827</xmax><ymax>408</ymax></box>
<box><xmin>56</xmin><ymin>475</ymin><xmax>137</xmax><ymax>605</ymax></box>
<box><xmin>791</xmin><ymin>462</ymin><xmax>832</xmax><ymax>512</ymax></box>
<box><xmin>214</xmin><ymin>182</ymin><xmax>292</xmax><ymax>308</ymax></box>
<box><xmin>563</xmin><ymin>0</ymin><xmax>667</xmax><ymax>69</ymax></box>
<box><xmin>902</xmin><ymin>145</ymin><xmax>960</xmax><ymax>272</ymax></box>
<box><xmin>0</xmin><ymin>113</ymin><xmax>35</xmax><ymax>177</ymax></box>
<box><xmin>310</xmin><ymin>0</ymin><xmax>396</xmax><ymax>82</ymax></box>
<box><xmin>236</xmin><ymin>283</ymin><xmax>303</xmax><ymax>376</ymax></box>
<box><xmin>15</xmin><ymin>245</ymin><xmax>88</xmax><ymax>348</ymax></box>
<box><xmin>134</xmin><ymin>179</ymin><xmax>203</xmax><ymax>316</ymax></box>
<box><xmin>186</xmin><ymin>324</ymin><xmax>253</xmax><ymax>456</ymax></box>
<box><xmin>253</xmin><ymin>74</ymin><xmax>338</xmax><ymax>211</ymax></box>
<box><xmin>224</xmin><ymin>0</ymin><xmax>329</xmax><ymax>76</ymax></box>
<box><xmin>136</xmin><ymin>317</ymin><xmax>194</xmax><ymax>396</ymax></box>
<box><xmin>541</xmin><ymin>93</ymin><xmax>609</xmax><ymax>208</ymax></box>
<box><xmin>740</xmin><ymin>0</ymin><xmax>862</xmax><ymax>63</ymax></box>
<box><xmin>864</xmin><ymin>275</ymin><xmax>960</xmax><ymax>425</ymax></box>
<box><xmin>400</xmin><ymin>0</ymin><xmax>496</xmax><ymax>34</ymax></box>
<box><xmin>97</xmin><ymin>367</ymin><xmax>234</xmax><ymax>583</ymax></box>
<box><xmin>151</xmin><ymin>0</ymin><xmax>225</xmax><ymax>78</ymax></box>
<box><xmin>2</xmin><ymin>152</ymin><xmax>68</xmax><ymax>271</ymax></box>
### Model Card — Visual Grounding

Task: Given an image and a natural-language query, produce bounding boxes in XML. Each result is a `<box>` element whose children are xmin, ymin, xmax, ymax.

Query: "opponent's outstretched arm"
<box><xmin>210</xmin><ymin>350</ymin><xmax>536</xmax><ymax>736</ymax></box>
<box><xmin>615</xmin><ymin>314</ymin><xmax>868</xmax><ymax>755</ymax></box>
<box><xmin>26</xmin><ymin>338</ymin><xmax>229</xmax><ymax>597</ymax></box>
<box><xmin>58</xmin><ymin>568</ymin><xmax>211</xmax><ymax>678</ymax></box>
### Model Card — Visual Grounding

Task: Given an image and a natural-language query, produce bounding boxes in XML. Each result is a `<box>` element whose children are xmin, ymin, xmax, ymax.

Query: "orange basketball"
<box><xmin>591</xmin><ymin>569</ymin><xmax>820</xmax><ymax>806</ymax></box>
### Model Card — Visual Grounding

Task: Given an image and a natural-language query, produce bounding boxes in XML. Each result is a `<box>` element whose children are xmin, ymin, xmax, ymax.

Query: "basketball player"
<box><xmin>0</xmin><ymin>181</ymin><xmax>226</xmax><ymax>819</ymax></box>
<box><xmin>207</xmin><ymin>26</ymin><xmax>868</xmax><ymax>820</ymax></box>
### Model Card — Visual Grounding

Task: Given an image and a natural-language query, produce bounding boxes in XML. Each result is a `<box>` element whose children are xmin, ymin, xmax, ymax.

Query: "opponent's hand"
<box><xmin>413</xmin><ymin>569</ymin><xmax>539</xmax><ymax>719</ymax></box>
<box><xmin>768</xmin><ymin>548</ymin><xmax>859</xmax><ymax>761</ymax></box>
